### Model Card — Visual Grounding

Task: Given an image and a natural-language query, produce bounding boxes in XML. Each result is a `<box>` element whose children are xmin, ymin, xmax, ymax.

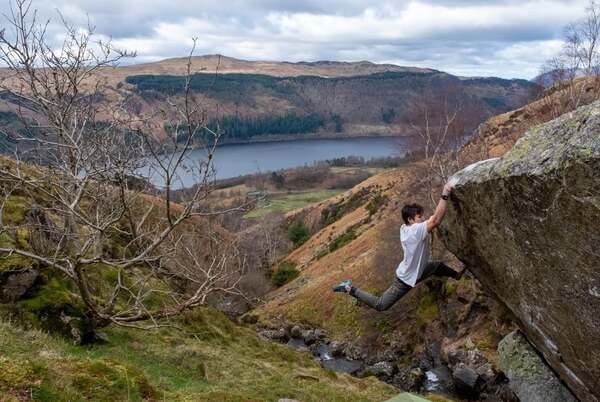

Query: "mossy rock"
<box><xmin>1</xmin><ymin>271</ymin><xmax>94</xmax><ymax>344</ymax></box>
<box><xmin>0</xmin><ymin>268</ymin><xmax>39</xmax><ymax>302</ymax></box>
<box><xmin>0</xmin><ymin>231</ymin><xmax>35</xmax><ymax>273</ymax></box>
<box><xmin>498</xmin><ymin>331</ymin><xmax>577</xmax><ymax>402</ymax></box>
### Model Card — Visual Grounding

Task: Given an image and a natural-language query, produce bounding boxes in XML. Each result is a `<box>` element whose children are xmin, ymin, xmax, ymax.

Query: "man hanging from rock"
<box><xmin>332</xmin><ymin>181</ymin><xmax>465</xmax><ymax>310</ymax></box>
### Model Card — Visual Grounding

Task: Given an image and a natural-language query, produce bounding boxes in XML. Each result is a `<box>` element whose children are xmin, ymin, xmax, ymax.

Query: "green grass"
<box><xmin>0</xmin><ymin>307</ymin><xmax>396</xmax><ymax>401</ymax></box>
<box><xmin>245</xmin><ymin>190</ymin><xmax>343</xmax><ymax>219</ymax></box>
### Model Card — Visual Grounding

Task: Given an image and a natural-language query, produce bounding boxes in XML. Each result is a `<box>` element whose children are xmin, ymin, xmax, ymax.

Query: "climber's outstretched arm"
<box><xmin>426</xmin><ymin>183</ymin><xmax>453</xmax><ymax>232</ymax></box>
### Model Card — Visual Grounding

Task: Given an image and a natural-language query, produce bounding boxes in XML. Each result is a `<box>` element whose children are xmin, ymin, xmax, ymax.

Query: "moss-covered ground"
<box><xmin>0</xmin><ymin>306</ymin><xmax>397</xmax><ymax>401</ymax></box>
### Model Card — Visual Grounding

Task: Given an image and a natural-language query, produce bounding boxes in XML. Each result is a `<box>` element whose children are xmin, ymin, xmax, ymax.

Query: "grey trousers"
<box><xmin>350</xmin><ymin>262</ymin><xmax>458</xmax><ymax>312</ymax></box>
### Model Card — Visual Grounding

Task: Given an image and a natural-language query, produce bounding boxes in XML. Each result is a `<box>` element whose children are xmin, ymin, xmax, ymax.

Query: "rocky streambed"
<box><xmin>255</xmin><ymin>323</ymin><xmax>517</xmax><ymax>401</ymax></box>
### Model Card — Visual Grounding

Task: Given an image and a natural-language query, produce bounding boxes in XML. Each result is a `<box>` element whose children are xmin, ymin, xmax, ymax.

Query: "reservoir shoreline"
<box><xmin>149</xmin><ymin>136</ymin><xmax>404</xmax><ymax>188</ymax></box>
<box><xmin>207</xmin><ymin>132</ymin><xmax>409</xmax><ymax>148</ymax></box>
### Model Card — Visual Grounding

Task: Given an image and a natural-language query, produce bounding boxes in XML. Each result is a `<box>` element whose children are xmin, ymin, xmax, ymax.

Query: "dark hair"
<box><xmin>401</xmin><ymin>203</ymin><xmax>424</xmax><ymax>225</ymax></box>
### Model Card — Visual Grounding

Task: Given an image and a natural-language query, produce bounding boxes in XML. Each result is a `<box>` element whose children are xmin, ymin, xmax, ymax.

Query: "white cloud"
<box><xmin>266</xmin><ymin>1</ymin><xmax>584</xmax><ymax>42</ymax></box>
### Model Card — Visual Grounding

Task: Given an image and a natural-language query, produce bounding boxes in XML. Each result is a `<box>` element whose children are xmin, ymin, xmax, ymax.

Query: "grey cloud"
<box><xmin>0</xmin><ymin>0</ymin><xmax>589</xmax><ymax>78</ymax></box>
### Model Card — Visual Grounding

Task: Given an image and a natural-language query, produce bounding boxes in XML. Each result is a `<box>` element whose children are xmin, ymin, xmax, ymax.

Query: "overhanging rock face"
<box><xmin>439</xmin><ymin>101</ymin><xmax>600</xmax><ymax>402</ymax></box>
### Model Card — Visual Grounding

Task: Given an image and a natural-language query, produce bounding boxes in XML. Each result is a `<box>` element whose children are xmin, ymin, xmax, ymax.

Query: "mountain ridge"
<box><xmin>0</xmin><ymin>54</ymin><xmax>536</xmax><ymax>150</ymax></box>
<box><xmin>114</xmin><ymin>54</ymin><xmax>439</xmax><ymax>78</ymax></box>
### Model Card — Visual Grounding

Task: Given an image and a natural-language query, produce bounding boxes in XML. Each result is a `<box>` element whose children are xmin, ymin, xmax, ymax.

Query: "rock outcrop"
<box><xmin>498</xmin><ymin>331</ymin><xmax>577</xmax><ymax>402</ymax></box>
<box><xmin>0</xmin><ymin>268</ymin><xmax>38</xmax><ymax>302</ymax></box>
<box><xmin>440</xmin><ymin>101</ymin><xmax>600</xmax><ymax>401</ymax></box>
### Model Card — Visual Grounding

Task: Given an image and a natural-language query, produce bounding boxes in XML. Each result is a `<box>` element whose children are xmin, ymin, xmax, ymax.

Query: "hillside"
<box><xmin>248</xmin><ymin>82</ymin><xmax>599</xmax><ymax>400</ymax></box>
<box><xmin>250</xmin><ymin>84</ymin><xmax>567</xmax><ymax>340</ymax></box>
<box><xmin>0</xmin><ymin>55</ymin><xmax>535</xmax><ymax>149</ymax></box>
<box><xmin>0</xmin><ymin>153</ymin><xmax>404</xmax><ymax>401</ymax></box>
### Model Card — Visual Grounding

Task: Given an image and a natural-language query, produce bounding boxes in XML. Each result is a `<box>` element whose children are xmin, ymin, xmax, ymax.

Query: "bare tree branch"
<box><xmin>0</xmin><ymin>0</ymin><xmax>245</xmax><ymax>331</ymax></box>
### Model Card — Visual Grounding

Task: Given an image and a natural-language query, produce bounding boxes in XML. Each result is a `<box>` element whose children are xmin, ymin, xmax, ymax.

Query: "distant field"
<box><xmin>212</xmin><ymin>183</ymin><xmax>254</xmax><ymax>197</ymax></box>
<box><xmin>244</xmin><ymin>190</ymin><xmax>344</xmax><ymax>219</ymax></box>
<box><xmin>329</xmin><ymin>166</ymin><xmax>391</xmax><ymax>175</ymax></box>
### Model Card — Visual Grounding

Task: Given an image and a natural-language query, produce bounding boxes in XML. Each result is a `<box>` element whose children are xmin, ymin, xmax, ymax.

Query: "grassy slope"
<box><xmin>0</xmin><ymin>307</ymin><xmax>396</xmax><ymax>402</ymax></box>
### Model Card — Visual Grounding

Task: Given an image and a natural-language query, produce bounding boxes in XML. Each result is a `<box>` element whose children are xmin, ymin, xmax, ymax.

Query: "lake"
<box><xmin>147</xmin><ymin>136</ymin><xmax>405</xmax><ymax>189</ymax></box>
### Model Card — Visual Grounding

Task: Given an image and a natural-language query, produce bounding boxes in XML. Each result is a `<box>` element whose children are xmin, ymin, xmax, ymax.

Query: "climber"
<box><xmin>332</xmin><ymin>181</ymin><xmax>465</xmax><ymax>311</ymax></box>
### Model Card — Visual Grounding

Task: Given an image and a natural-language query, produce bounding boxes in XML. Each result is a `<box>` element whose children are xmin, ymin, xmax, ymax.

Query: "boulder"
<box><xmin>452</xmin><ymin>363</ymin><xmax>480</xmax><ymax>397</ymax></box>
<box><xmin>313</xmin><ymin>328</ymin><xmax>327</xmax><ymax>339</ymax></box>
<box><xmin>290</xmin><ymin>325</ymin><xmax>302</xmax><ymax>338</ymax></box>
<box><xmin>444</xmin><ymin>347</ymin><xmax>495</xmax><ymax>383</ymax></box>
<box><xmin>392</xmin><ymin>367</ymin><xmax>425</xmax><ymax>392</ymax></box>
<box><xmin>498</xmin><ymin>331</ymin><xmax>577</xmax><ymax>402</ymax></box>
<box><xmin>258</xmin><ymin>328</ymin><xmax>287</xmax><ymax>342</ymax></box>
<box><xmin>440</xmin><ymin>101</ymin><xmax>600</xmax><ymax>401</ymax></box>
<box><xmin>0</xmin><ymin>268</ymin><xmax>38</xmax><ymax>302</ymax></box>
<box><xmin>363</xmin><ymin>361</ymin><xmax>396</xmax><ymax>379</ymax></box>
<box><xmin>329</xmin><ymin>341</ymin><xmax>346</xmax><ymax>357</ymax></box>
<box><xmin>301</xmin><ymin>329</ymin><xmax>317</xmax><ymax>345</ymax></box>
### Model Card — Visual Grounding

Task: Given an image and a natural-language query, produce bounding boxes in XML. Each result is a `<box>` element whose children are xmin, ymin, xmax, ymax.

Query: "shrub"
<box><xmin>328</xmin><ymin>229</ymin><xmax>357</xmax><ymax>253</ymax></box>
<box><xmin>320</xmin><ymin>188</ymin><xmax>370</xmax><ymax>226</ymax></box>
<box><xmin>315</xmin><ymin>248</ymin><xmax>329</xmax><ymax>260</ymax></box>
<box><xmin>271</xmin><ymin>261</ymin><xmax>299</xmax><ymax>287</ymax></box>
<box><xmin>366</xmin><ymin>194</ymin><xmax>388</xmax><ymax>216</ymax></box>
<box><xmin>288</xmin><ymin>221</ymin><xmax>310</xmax><ymax>247</ymax></box>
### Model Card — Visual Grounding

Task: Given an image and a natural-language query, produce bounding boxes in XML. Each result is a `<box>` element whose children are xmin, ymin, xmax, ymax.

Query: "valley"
<box><xmin>0</xmin><ymin>1</ymin><xmax>599</xmax><ymax>400</ymax></box>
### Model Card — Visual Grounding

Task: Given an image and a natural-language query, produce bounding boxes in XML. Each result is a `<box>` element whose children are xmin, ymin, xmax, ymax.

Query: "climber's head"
<box><xmin>402</xmin><ymin>203</ymin><xmax>424</xmax><ymax>225</ymax></box>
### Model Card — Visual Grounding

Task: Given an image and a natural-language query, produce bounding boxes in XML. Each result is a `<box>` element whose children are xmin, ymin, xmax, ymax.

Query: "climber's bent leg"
<box><xmin>420</xmin><ymin>261</ymin><xmax>460</xmax><ymax>281</ymax></box>
<box><xmin>350</xmin><ymin>278</ymin><xmax>411</xmax><ymax>311</ymax></box>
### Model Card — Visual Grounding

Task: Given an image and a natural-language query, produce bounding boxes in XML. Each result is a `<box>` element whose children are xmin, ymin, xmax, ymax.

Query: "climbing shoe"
<box><xmin>332</xmin><ymin>279</ymin><xmax>352</xmax><ymax>293</ymax></box>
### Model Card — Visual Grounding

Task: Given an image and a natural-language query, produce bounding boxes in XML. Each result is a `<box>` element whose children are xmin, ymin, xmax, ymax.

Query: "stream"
<box><xmin>284</xmin><ymin>336</ymin><xmax>452</xmax><ymax>395</ymax></box>
<box><xmin>286</xmin><ymin>338</ymin><xmax>364</xmax><ymax>374</ymax></box>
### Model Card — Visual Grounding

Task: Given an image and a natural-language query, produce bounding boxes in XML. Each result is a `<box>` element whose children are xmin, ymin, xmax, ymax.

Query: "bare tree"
<box><xmin>537</xmin><ymin>0</ymin><xmax>600</xmax><ymax>117</ymax></box>
<box><xmin>405</xmin><ymin>83</ymin><xmax>484</xmax><ymax>207</ymax></box>
<box><xmin>0</xmin><ymin>0</ymin><xmax>248</xmax><ymax>331</ymax></box>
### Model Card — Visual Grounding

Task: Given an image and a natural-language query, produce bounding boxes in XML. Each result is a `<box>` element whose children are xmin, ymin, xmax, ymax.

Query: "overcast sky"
<box><xmin>0</xmin><ymin>0</ymin><xmax>591</xmax><ymax>79</ymax></box>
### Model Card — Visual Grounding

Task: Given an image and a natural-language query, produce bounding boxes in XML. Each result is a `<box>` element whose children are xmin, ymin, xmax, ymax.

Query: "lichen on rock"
<box><xmin>498</xmin><ymin>331</ymin><xmax>577</xmax><ymax>402</ymax></box>
<box><xmin>440</xmin><ymin>100</ymin><xmax>600</xmax><ymax>402</ymax></box>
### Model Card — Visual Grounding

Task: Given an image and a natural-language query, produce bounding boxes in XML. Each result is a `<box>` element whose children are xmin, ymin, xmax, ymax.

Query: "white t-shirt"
<box><xmin>395</xmin><ymin>221</ymin><xmax>430</xmax><ymax>287</ymax></box>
